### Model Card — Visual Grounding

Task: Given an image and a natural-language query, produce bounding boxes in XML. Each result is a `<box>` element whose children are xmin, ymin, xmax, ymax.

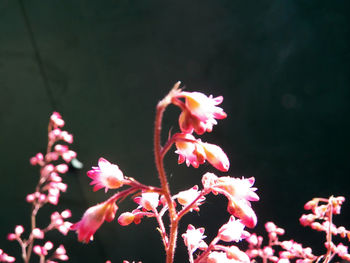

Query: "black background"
<box><xmin>0</xmin><ymin>1</ymin><xmax>349</xmax><ymax>262</ymax></box>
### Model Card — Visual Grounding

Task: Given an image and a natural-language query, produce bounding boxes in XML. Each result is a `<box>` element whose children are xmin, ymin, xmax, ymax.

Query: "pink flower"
<box><xmin>175</xmin><ymin>185</ymin><xmax>205</xmax><ymax>211</ymax></box>
<box><xmin>227</xmin><ymin>199</ymin><xmax>257</xmax><ymax>228</ymax></box>
<box><xmin>218</xmin><ymin>216</ymin><xmax>248</xmax><ymax>242</ymax></box>
<box><xmin>226</xmin><ymin>246</ymin><xmax>250</xmax><ymax>263</ymax></box>
<box><xmin>118</xmin><ymin>212</ymin><xmax>135</xmax><ymax>226</ymax></box>
<box><xmin>182</xmin><ymin>224</ymin><xmax>207</xmax><ymax>254</ymax></box>
<box><xmin>32</xmin><ymin>228</ymin><xmax>44</xmax><ymax>239</ymax></box>
<box><xmin>206</xmin><ymin>251</ymin><xmax>233</xmax><ymax>263</ymax></box>
<box><xmin>175</xmin><ymin>91</ymin><xmax>227</xmax><ymax>135</ymax></box>
<box><xmin>50</xmin><ymin>210</ymin><xmax>72</xmax><ymax>235</ymax></box>
<box><xmin>200</xmin><ymin>142</ymin><xmax>230</xmax><ymax>172</ymax></box>
<box><xmin>174</xmin><ymin>133</ymin><xmax>230</xmax><ymax>171</ymax></box>
<box><xmin>202</xmin><ymin>172</ymin><xmax>219</xmax><ymax>189</ymax></box>
<box><xmin>202</xmin><ymin>175</ymin><xmax>259</xmax><ymax>227</ymax></box>
<box><xmin>87</xmin><ymin>158</ymin><xmax>125</xmax><ymax>192</ymax></box>
<box><xmin>33</xmin><ymin>242</ymin><xmax>53</xmax><ymax>256</ymax></box>
<box><xmin>30</xmin><ymin>153</ymin><xmax>44</xmax><ymax>166</ymax></box>
<box><xmin>71</xmin><ymin>200</ymin><xmax>118</xmax><ymax>243</ymax></box>
<box><xmin>214</xmin><ymin>177</ymin><xmax>259</xmax><ymax>202</ymax></box>
<box><xmin>56</xmin><ymin>164</ymin><xmax>69</xmax><ymax>174</ymax></box>
<box><xmin>134</xmin><ymin>192</ymin><xmax>159</xmax><ymax>211</ymax></box>
<box><xmin>52</xmin><ymin>245</ymin><xmax>69</xmax><ymax>261</ymax></box>
<box><xmin>0</xmin><ymin>249</ymin><xmax>15</xmax><ymax>262</ymax></box>
<box><xmin>50</xmin><ymin>112</ymin><xmax>65</xmax><ymax>127</ymax></box>
<box><xmin>175</xmin><ymin>133</ymin><xmax>205</xmax><ymax>168</ymax></box>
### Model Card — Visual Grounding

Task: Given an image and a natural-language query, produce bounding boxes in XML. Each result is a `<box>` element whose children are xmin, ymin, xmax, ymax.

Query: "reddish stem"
<box><xmin>153</xmin><ymin>83</ymin><xmax>181</xmax><ymax>263</ymax></box>
<box><xmin>324</xmin><ymin>197</ymin><xmax>334</xmax><ymax>263</ymax></box>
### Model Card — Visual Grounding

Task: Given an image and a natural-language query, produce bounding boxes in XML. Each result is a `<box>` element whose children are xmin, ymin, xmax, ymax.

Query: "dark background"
<box><xmin>1</xmin><ymin>1</ymin><xmax>349</xmax><ymax>262</ymax></box>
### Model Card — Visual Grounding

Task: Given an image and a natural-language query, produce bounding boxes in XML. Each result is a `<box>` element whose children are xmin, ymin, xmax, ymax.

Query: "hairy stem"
<box><xmin>153</xmin><ymin>83</ymin><xmax>181</xmax><ymax>263</ymax></box>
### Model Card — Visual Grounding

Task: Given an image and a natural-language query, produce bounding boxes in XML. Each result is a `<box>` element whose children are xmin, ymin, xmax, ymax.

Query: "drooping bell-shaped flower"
<box><xmin>134</xmin><ymin>192</ymin><xmax>160</xmax><ymax>211</ymax></box>
<box><xmin>199</xmin><ymin>142</ymin><xmax>230</xmax><ymax>172</ymax></box>
<box><xmin>175</xmin><ymin>185</ymin><xmax>205</xmax><ymax>211</ymax></box>
<box><xmin>175</xmin><ymin>91</ymin><xmax>227</xmax><ymax>135</ymax></box>
<box><xmin>227</xmin><ymin>199</ymin><xmax>257</xmax><ymax>228</ymax></box>
<box><xmin>174</xmin><ymin>133</ymin><xmax>230</xmax><ymax>172</ymax></box>
<box><xmin>87</xmin><ymin>158</ymin><xmax>125</xmax><ymax>192</ymax></box>
<box><xmin>71</xmin><ymin>200</ymin><xmax>117</xmax><ymax>243</ymax></box>
<box><xmin>214</xmin><ymin>177</ymin><xmax>259</xmax><ymax>202</ymax></box>
<box><xmin>175</xmin><ymin>133</ymin><xmax>206</xmax><ymax>168</ymax></box>
<box><xmin>202</xmin><ymin>174</ymin><xmax>259</xmax><ymax>228</ymax></box>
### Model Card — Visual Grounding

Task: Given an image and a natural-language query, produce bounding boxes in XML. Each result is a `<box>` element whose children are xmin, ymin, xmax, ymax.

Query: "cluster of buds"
<box><xmin>0</xmin><ymin>249</ymin><xmax>15</xmax><ymax>262</ymax></box>
<box><xmin>70</xmin><ymin>83</ymin><xmax>259</xmax><ymax>263</ymax></box>
<box><xmin>246</xmin><ymin>196</ymin><xmax>350</xmax><ymax>263</ymax></box>
<box><xmin>246</xmin><ymin>222</ymin><xmax>316</xmax><ymax>263</ymax></box>
<box><xmin>3</xmin><ymin>112</ymin><xmax>75</xmax><ymax>263</ymax></box>
<box><xmin>33</xmin><ymin>242</ymin><xmax>68</xmax><ymax>262</ymax></box>
<box><xmin>300</xmin><ymin>196</ymin><xmax>350</xmax><ymax>261</ymax></box>
<box><xmin>28</xmin><ymin>112</ymin><xmax>76</xmax><ymax>206</ymax></box>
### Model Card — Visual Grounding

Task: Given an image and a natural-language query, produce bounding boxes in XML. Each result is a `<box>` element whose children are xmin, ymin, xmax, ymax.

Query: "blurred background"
<box><xmin>0</xmin><ymin>0</ymin><xmax>349</xmax><ymax>262</ymax></box>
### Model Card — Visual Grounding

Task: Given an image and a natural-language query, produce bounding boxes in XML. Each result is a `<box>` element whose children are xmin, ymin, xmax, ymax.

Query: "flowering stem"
<box><xmin>154</xmin><ymin>83</ymin><xmax>181</xmax><ymax>263</ymax></box>
<box><xmin>324</xmin><ymin>197</ymin><xmax>334</xmax><ymax>263</ymax></box>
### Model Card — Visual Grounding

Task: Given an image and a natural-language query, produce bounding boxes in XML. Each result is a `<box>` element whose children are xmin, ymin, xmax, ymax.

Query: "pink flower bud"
<box><xmin>118</xmin><ymin>212</ymin><xmax>135</xmax><ymax>226</ymax></box>
<box><xmin>53</xmin><ymin>245</ymin><xmax>68</xmax><ymax>261</ymax></box>
<box><xmin>200</xmin><ymin>142</ymin><xmax>230</xmax><ymax>172</ymax></box>
<box><xmin>62</xmin><ymin>150</ymin><xmax>77</xmax><ymax>163</ymax></box>
<box><xmin>265</xmin><ymin>222</ymin><xmax>277</xmax><ymax>232</ymax></box>
<box><xmin>15</xmin><ymin>225</ymin><xmax>24</xmax><ymax>236</ymax></box>
<box><xmin>304</xmin><ymin>199</ymin><xmax>318</xmax><ymax>210</ymax></box>
<box><xmin>7</xmin><ymin>233</ymin><xmax>16</xmax><ymax>241</ymax></box>
<box><xmin>56</xmin><ymin>164</ymin><xmax>69</xmax><ymax>174</ymax></box>
<box><xmin>60</xmin><ymin>131</ymin><xmax>73</xmax><ymax>143</ymax></box>
<box><xmin>61</xmin><ymin>210</ymin><xmax>72</xmax><ymax>218</ymax></box>
<box><xmin>26</xmin><ymin>194</ymin><xmax>35</xmax><ymax>203</ymax></box>
<box><xmin>50</xmin><ymin>112</ymin><xmax>65</xmax><ymax>127</ymax></box>
<box><xmin>32</xmin><ymin>228</ymin><xmax>44</xmax><ymax>239</ymax></box>
<box><xmin>227</xmin><ymin>199</ymin><xmax>257</xmax><ymax>228</ymax></box>
<box><xmin>226</xmin><ymin>246</ymin><xmax>250</xmax><ymax>263</ymax></box>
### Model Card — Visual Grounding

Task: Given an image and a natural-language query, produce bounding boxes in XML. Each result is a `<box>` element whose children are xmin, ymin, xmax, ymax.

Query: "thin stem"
<box><xmin>25</xmin><ymin>204</ymin><xmax>40</xmax><ymax>263</ymax></box>
<box><xmin>153</xmin><ymin>83</ymin><xmax>181</xmax><ymax>263</ymax></box>
<box><xmin>323</xmin><ymin>197</ymin><xmax>334</xmax><ymax>263</ymax></box>
<box><xmin>153</xmin><ymin>207</ymin><xmax>169</xmax><ymax>248</ymax></box>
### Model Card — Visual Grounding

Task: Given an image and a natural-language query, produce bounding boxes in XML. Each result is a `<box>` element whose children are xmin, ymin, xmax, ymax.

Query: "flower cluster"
<box><xmin>0</xmin><ymin>249</ymin><xmax>15</xmax><ymax>263</ymax></box>
<box><xmin>2</xmin><ymin>84</ymin><xmax>349</xmax><ymax>263</ymax></box>
<box><xmin>246</xmin><ymin>196</ymin><xmax>350</xmax><ymax>263</ymax></box>
<box><xmin>2</xmin><ymin>112</ymin><xmax>75</xmax><ymax>263</ymax></box>
<box><xmin>181</xmin><ymin>216</ymin><xmax>250</xmax><ymax>263</ymax></box>
<box><xmin>70</xmin><ymin>83</ymin><xmax>259</xmax><ymax>263</ymax></box>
